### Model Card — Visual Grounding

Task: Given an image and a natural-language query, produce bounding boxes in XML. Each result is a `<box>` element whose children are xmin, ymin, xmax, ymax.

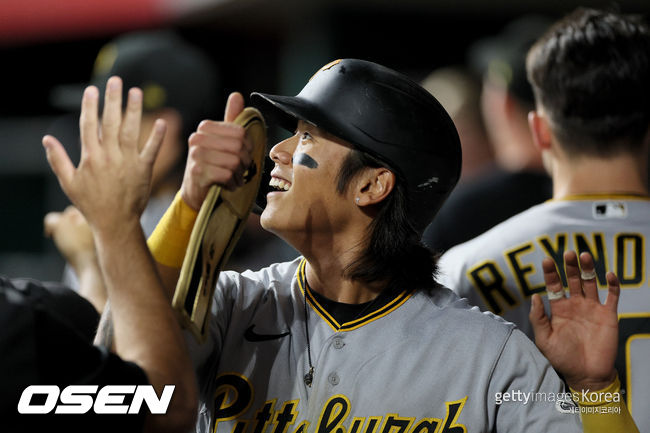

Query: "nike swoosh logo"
<box><xmin>244</xmin><ymin>325</ymin><xmax>291</xmax><ymax>342</ymax></box>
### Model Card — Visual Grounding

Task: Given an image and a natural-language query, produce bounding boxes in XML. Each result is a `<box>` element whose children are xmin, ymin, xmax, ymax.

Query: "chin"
<box><xmin>259</xmin><ymin>206</ymin><xmax>283</xmax><ymax>233</ymax></box>
<box><xmin>259</xmin><ymin>208</ymin><xmax>272</xmax><ymax>230</ymax></box>
<box><xmin>259</xmin><ymin>208</ymin><xmax>298</xmax><ymax>247</ymax></box>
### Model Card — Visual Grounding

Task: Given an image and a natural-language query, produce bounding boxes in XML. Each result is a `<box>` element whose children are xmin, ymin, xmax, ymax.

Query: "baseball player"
<box><xmin>437</xmin><ymin>8</ymin><xmax>650</xmax><ymax>432</ymax></box>
<box><xmin>135</xmin><ymin>58</ymin><xmax>636</xmax><ymax>432</ymax></box>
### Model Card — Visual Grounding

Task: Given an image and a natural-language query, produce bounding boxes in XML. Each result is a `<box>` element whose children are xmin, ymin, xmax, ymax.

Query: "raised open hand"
<box><xmin>530</xmin><ymin>250</ymin><xmax>620</xmax><ymax>391</ymax></box>
<box><xmin>43</xmin><ymin>76</ymin><xmax>166</xmax><ymax>234</ymax></box>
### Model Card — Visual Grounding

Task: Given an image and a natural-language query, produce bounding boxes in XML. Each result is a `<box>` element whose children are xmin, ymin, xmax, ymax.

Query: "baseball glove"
<box><xmin>172</xmin><ymin>107</ymin><xmax>267</xmax><ymax>342</ymax></box>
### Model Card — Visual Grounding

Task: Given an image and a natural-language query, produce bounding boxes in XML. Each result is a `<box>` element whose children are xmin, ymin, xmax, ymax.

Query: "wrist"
<box><xmin>180</xmin><ymin>186</ymin><xmax>202</xmax><ymax>212</ymax></box>
<box><xmin>569</xmin><ymin>374</ymin><xmax>622</xmax><ymax>406</ymax></box>
<box><xmin>567</xmin><ymin>370</ymin><xmax>618</xmax><ymax>394</ymax></box>
<box><xmin>92</xmin><ymin>218</ymin><xmax>142</xmax><ymax>245</ymax></box>
<box><xmin>69</xmin><ymin>251</ymin><xmax>100</xmax><ymax>275</ymax></box>
<box><xmin>147</xmin><ymin>191</ymin><xmax>198</xmax><ymax>268</ymax></box>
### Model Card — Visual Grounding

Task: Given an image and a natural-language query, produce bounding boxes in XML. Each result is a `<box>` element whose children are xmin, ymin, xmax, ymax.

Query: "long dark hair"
<box><xmin>336</xmin><ymin>149</ymin><xmax>440</xmax><ymax>292</ymax></box>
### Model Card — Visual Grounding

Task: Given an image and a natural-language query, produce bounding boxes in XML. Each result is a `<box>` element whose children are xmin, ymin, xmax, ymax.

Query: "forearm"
<box><xmin>155</xmin><ymin>262</ymin><xmax>182</xmax><ymax>301</ymax></box>
<box><xmin>94</xmin><ymin>189</ymin><xmax>197</xmax><ymax>349</ymax></box>
<box><xmin>76</xmin><ymin>259</ymin><xmax>107</xmax><ymax>313</ymax></box>
<box><xmin>94</xmin><ymin>221</ymin><xmax>197</xmax><ymax>430</ymax></box>
<box><xmin>572</xmin><ymin>376</ymin><xmax>640</xmax><ymax>433</ymax></box>
<box><xmin>147</xmin><ymin>191</ymin><xmax>198</xmax><ymax>299</ymax></box>
<box><xmin>95</xmin><ymin>222</ymin><xmax>188</xmax><ymax>375</ymax></box>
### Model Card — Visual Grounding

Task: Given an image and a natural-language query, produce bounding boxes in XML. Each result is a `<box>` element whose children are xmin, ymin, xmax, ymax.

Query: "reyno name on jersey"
<box><xmin>467</xmin><ymin>231</ymin><xmax>645</xmax><ymax>314</ymax></box>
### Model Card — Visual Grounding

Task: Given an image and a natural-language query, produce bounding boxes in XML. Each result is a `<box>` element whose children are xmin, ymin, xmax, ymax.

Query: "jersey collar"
<box><xmin>296</xmin><ymin>258</ymin><xmax>413</xmax><ymax>332</ymax></box>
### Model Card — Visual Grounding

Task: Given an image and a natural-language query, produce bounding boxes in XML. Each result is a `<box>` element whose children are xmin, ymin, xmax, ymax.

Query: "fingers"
<box><xmin>542</xmin><ymin>257</ymin><xmax>565</xmax><ymax>301</ymax></box>
<box><xmin>529</xmin><ymin>294</ymin><xmax>551</xmax><ymax>348</ymax></box>
<box><xmin>192</xmin><ymin>165</ymin><xmax>240</xmax><ymax>191</ymax></box>
<box><xmin>180</xmin><ymin>93</ymin><xmax>247</xmax><ymax>208</ymax></box>
<box><xmin>79</xmin><ymin>86</ymin><xmax>100</xmax><ymax>159</ymax></box>
<box><xmin>224</xmin><ymin>92</ymin><xmax>245</xmax><ymax>123</ymax></box>
<box><xmin>43</xmin><ymin>211</ymin><xmax>61</xmax><ymax>237</ymax></box>
<box><xmin>43</xmin><ymin>135</ymin><xmax>75</xmax><ymax>194</ymax></box>
<box><xmin>188</xmin><ymin>144</ymin><xmax>245</xmax><ymax>172</ymax></box>
<box><xmin>187</xmin><ymin>145</ymin><xmax>243</xmax><ymax>191</ymax></box>
<box><xmin>196</xmin><ymin>120</ymin><xmax>246</xmax><ymax>142</ymax></box>
<box><xmin>43</xmin><ymin>206</ymin><xmax>82</xmax><ymax>236</ymax></box>
<box><xmin>62</xmin><ymin>204</ymin><xmax>84</xmax><ymax>220</ymax></box>
<box><xmin>120</xmin><ymin>87</ymin><xmax>143</xmax><ymax>150</ymax></box>
<box><xmin>189</xmin><ymin>127</ymin><xmax>252</xmax><ymax>168</ymax></box>
<box><xmin>563</xmin><ymin>250</ymin><xmax>584</xmax><ymax>298</ymax></box>
<box><xmin>578</xmin><ymin>252</ymin><xmax>600</xmax><ymax>302</ymax></box>
<box><xmin>195</xmin><ymin>121</ymin><xmax>250</xmax><ymax>168</ymax></box>
<box><xmin>141</xmin><ymin>119</ymin><xmax>167</xmax><ymax>165</ymax></box>
<box><xmin>604</xmin><ymin>271</ymin><xmax>621</xmax><ymax>313</ymax></box>
<box><xmin>190</xmin><ymin>122</ymin><xmax>251</xmax><ymax>189</ymax></box>
<box><xmin>100</xmin><ymin>76</ymin><xmax>123</xmax><ymax>150</ymax></box>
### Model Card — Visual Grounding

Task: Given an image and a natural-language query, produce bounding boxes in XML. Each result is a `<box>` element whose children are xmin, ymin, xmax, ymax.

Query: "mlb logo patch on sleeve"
<box><xmin>593</xmin><ymin>201</ymin><xmax>627</xmax><ymax>219</ymax></box>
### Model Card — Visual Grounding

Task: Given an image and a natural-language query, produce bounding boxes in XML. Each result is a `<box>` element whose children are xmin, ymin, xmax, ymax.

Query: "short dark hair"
<box><xmin>526</xmin><ymin>8</ymin><xmax>650</xmax><ymax>155</ymax></box>
<box><xmin>335</xmin><ymin>149</ymin><xmax>440</xmax><ymax>292</ymax></box>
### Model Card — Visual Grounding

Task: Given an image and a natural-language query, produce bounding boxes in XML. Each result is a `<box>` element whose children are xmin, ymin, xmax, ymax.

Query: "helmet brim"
<box><xmin>251</xmin><ymin>92</ymin><xmax>318</xmax><ymax>134</ymax></box>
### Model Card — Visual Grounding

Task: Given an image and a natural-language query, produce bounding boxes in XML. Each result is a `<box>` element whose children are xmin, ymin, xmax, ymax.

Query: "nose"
<box><xmin>269</xmin><ymin>135</ymin><xmax>296</xmax><ymax>166</ymax></box>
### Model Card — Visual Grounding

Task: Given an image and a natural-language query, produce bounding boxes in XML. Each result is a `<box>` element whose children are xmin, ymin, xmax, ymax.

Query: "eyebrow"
<box><xmin>297</xmin><ymin>120</ymin><xmax>352</xmax><ymax>149</ymax></box>
<box><xmin>296</xmin><ymin>120</ymin><xmax>320</xmax><ymax>134</ymax></box>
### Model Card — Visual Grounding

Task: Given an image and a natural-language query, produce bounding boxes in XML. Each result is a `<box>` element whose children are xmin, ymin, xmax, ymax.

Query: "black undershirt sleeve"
<box><xmin>1</xmin><ymin>277</ymin><xmax>149</xmax><ymax>433</ymax></box>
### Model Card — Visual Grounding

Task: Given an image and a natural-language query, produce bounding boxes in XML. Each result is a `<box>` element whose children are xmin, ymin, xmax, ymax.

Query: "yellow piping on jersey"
<box><xmin>296</xmin><ymin>259</ymin><xmax>414</xmax><ymax>332</ymax></box>
<box><xmin>625</xmin><ymin>333</ymin><xmax>650</xmax><ymax>413</ymax></box>
<box><xmin>548</xmin><ymin>193</ymin><xmax>650</xmax><ymax>202</ymax></box>
<box><xmin>619</xmin><ymin>312</ymin><xmax>650</xmax><ymax>319</ymax></box>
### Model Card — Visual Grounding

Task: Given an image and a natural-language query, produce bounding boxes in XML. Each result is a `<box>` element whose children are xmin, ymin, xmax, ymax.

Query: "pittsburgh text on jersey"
<box><xmin>210</xmin><ymin>373</ymin><xmax>467</xmax><ymax>433</ymax></box>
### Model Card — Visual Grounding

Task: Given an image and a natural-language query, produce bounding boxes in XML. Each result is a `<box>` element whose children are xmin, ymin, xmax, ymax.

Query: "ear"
<box><xmin>355</xmin><ymin>168</ymin><xmax>396</xmax><ymax>206</ymax></box>
<box><xmin>528</xmin><ymin>110</ymin><xmax>552</xmax><ymax>152</ymax></box>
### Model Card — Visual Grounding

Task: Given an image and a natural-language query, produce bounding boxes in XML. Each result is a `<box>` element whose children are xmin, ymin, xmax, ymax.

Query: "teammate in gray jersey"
<box><xmin>137</xmin><ymin>56</ymin><xmax>639</xmax><ymax>432</ymax></box>
<box><xmin>437</xmin><ymin>8</ymin><xmax>650</xmax><ymax>432</ymax></box>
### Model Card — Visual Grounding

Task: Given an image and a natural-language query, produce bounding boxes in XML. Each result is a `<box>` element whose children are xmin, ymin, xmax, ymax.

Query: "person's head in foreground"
<box><xmin>526</xmin><ymin>8</ymin><xmax>650</xmax><ymax>177</ymax></box>
<box><xmin>250</xmin><ymin>59</ymin><xmax>462</xmax><ymax>292</ymax></box>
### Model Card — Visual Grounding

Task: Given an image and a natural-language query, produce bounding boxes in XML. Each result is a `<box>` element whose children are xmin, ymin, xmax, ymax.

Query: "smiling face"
<box><xmin>260</xmin><ymin>121</ymin><xmax>358</xmax><ymax>249</ymax></box>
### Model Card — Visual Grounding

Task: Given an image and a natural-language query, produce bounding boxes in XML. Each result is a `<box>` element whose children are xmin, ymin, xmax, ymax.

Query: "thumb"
<box><xmin>43</xmin><ymin>135</ymin><xmax>75</xmax><ymax>194</ymax></box>
<box><xmin>529</xmin><ymin>294</ymin><xmax>552</xmax><ymax>348</ymax></box>
<box><xmin>224</xmin><ymin>92</ymin><xmax>245</xmax><ymax>123</ymax></box>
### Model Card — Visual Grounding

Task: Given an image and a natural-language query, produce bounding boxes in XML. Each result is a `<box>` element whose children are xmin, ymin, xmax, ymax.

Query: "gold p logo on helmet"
<box><xmin>309</xmin><ymin>59</ymin><xmax>342</xmax><ymax>82</ymax></box>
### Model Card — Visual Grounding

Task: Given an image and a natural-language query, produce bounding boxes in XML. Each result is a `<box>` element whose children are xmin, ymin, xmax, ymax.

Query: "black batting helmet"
<box><xmin>251</xmin><ymin>58</ymin><xmax>462</xmax><ymax>234</ymax></box>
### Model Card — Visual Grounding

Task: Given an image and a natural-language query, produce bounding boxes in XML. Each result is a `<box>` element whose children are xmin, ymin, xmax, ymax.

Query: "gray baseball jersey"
<box><xmin>438</xmin><ymin>194</ymin><xmax>650</xmax><ymax>432</ymax></box>
<box><xmin>185</xmin><ymin>257</ymin><xmax>582</xmax><ymax>433</ymax></box>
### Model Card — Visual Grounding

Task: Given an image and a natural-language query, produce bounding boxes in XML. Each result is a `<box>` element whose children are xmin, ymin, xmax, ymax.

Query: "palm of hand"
<box><xmin>531</xmin><ymin>251</ymin><xmax>620</xmax><ymax>391</ymax></box>
<box><xmin>43</xmin><ymin>77</ymin><xmax>165</xmax><ymax>233</ymax></box>
<box><xmin>537</xmin><ymin>292</ymin><xmax>618</xmax><ymax>390</ymax></box>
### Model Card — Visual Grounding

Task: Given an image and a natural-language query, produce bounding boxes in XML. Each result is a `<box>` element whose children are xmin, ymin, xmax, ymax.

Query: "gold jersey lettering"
<box><xmin>316</xmin><ymin>395</ymin><xmax>351</xmax><ymax>433</ymax></box>
<box><xmin>574</xmin><ymin>233</ymin><xmax>608</xmax><ymax>286</ymax></box>
<box><xmin>210</xmin><ymin>387</ymin><xmax>467</xmax><ymax>433</ymax></box>
<box><xmin>467</xmin><ymin>261</ymin><xmax>518</xmax><ymax>314</ymax></box>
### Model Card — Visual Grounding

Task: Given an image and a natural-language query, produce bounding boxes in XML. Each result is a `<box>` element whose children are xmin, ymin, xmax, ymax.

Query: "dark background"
<box><xmin>0</xmin><ymin>0</ymin><xmax>648</xmax><ymax>280</ymax></box>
